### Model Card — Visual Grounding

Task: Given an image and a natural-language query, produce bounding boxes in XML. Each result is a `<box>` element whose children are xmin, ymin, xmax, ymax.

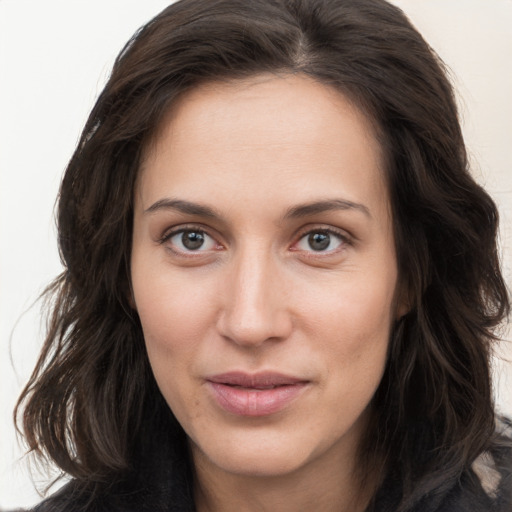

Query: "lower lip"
<box><xmin>207</xmin><ymin>382</ymin><xmax>308</xmax><ymax>417</ymax></box>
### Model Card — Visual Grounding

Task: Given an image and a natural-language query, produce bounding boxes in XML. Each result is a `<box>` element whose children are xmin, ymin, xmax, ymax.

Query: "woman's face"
<box><xmin>131</xmin><ymin>75</ymin><xmax>404</xmax><ymax>479</ymax></box>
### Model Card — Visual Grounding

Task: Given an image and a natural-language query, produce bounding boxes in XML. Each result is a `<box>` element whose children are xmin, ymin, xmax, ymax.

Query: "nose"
<box><xmin>216</xmin><ymin>248</ymin><xmax>293</xmax><ymax>348</ymax></box>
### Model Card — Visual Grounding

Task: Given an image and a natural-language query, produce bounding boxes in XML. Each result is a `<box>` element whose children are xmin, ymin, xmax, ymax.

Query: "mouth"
<box><xmin>206</xmin><ymin>371</ymin><xmax>310</xmax><ymax>416</ymax></box>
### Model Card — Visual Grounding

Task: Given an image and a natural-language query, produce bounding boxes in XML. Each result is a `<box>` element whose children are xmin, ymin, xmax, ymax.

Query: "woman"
<box><xmin>15</xmin><ymin>0</ymin><xmax>511</xmax><ymax>511</ymax></box>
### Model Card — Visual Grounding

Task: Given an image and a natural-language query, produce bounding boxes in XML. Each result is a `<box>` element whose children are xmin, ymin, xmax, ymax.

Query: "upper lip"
<box><xmin>207</xmin><ymin>371</ymin><xmax>308</xmax><ymax>388</ymax></box>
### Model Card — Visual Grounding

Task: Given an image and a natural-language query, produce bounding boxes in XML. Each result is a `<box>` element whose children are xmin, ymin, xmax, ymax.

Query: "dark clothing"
<box><xmin>32</xmin><ymin>418</ymin><xmax>512</xmax><ymax>512</ymax></box>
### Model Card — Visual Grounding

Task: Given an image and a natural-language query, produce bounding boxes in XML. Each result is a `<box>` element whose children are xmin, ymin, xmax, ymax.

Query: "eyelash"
<box><xmin>292</xmin><ymin>227</ymin><xmax>352</xmax><ymax>256</ymax></box>
<box><xmin>158</xmin><ymin>225</ymin><xmax>352</xmax><ymax>257</ymax></box>
<box><xmin>158</xmin><ymin>225</ymin><xmax>221</xmax><ymax>256</ymax></box>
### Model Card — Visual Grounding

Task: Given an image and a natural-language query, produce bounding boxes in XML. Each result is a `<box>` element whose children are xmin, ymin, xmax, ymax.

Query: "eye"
<box><xmin>294</xmin><ymin>229</ymin><xmax>347</xmax><ymax>253</ymax></box>
<box><xmin>165</xmin><ymin>229</ymin><xmax>218</xmax><ymax>252</ymax></box>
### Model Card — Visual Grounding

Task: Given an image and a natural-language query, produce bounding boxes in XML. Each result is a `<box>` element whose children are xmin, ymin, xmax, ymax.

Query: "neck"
<box><xmin>191</xmin><ymin>421</ymin><xmax>377</xmax><ymax>512</ymax></box>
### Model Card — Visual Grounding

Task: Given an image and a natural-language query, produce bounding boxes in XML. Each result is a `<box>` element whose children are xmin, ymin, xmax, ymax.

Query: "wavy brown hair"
<box><xmin>16</xmin><ymin>0</ymin><xmax>510</xmax><ymax>509</ymax></box>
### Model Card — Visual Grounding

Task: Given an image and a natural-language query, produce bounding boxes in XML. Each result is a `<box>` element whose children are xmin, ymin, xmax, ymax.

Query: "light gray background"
<box><xmin>1</xmin><ymin>1</ymin><xmax>511</xmax><ymax>508</ymax></box>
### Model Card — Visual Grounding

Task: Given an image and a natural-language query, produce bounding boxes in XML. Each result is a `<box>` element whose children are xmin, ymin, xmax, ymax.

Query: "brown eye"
<box><xmin>295</xmin><ymin>229</ymin><xmax>347</xmax><ymax>253</ymax></box>
<box><xmin>181</xmin><ymin>231</ymin><xmax>205</xmax><ymax>250</ymax></box>
<box><xmin>167</xmin><ymin>229</ymin><xmax>217</xmax><ymax>252</ymax></box>
<box><xmin>308</xmin><ymin>232</ymin><xmax>330</xmax><ymax>251</ymax></box>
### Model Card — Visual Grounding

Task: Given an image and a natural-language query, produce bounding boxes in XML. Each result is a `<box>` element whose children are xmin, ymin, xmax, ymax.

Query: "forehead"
<box><xmin>137</xmin><ymin>74</ymin><xmax>387</xmax><ymax>216</ymax></box>
<box><xmin>144</xmin><ymin>73</ymin><xmax>381</xmax><ymax>160</ymax></box>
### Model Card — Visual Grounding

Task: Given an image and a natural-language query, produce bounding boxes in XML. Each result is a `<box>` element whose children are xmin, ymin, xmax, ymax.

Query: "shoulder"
<box><xmin>30</xmin><ymin>480</ymin><xmax>112</xmax><ymax>512</ymax></box>
<box><xmin>30</xmin><ymin>479</ymin><xmax>194</xmax><ymax>512</ymax></box>
<box><xmin>29</xmin><ymin>460</ymin><xmax>195</xmax><ymax>512</ymax></box>
<box><xmin>373</xmin><ymin>416</ymin><xmax>512</xmax><ymax>512</ymax></box>
<box><xmin>29</xmin><ymin>481</ymin><xmax>184</xmax><ymax>512</ymax></box>
<box><xmin>434</xmin><ymin>416</ymin><xmax>512</xmax><ymax>512</ymax></box>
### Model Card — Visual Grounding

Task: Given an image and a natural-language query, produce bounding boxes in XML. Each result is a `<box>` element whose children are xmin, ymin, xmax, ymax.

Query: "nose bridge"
<box><xmin>219</xmin><ymin>243</ymin><xmax>291</xmax><ymax>346</ymax></box>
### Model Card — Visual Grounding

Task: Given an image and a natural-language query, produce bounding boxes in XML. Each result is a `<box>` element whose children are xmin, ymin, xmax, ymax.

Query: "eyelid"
<box><xmin>290</xmin><ymin>225</ymin><xmax>353</xmax><ymax>254</ymax></box>
<box><xmin>158</xmin><ymin>224</ymin><xmax>224</xmax><ymax>254</ymax></box>
<box><xmin>159</xmin><ymin>223</ymin><xmax>214</xmax><ymax>242</ymax></box>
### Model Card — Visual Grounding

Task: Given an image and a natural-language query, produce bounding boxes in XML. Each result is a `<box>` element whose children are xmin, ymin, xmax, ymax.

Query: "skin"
<box><xmin>131</xmin><ymin>74</ymin><xmax>405</xmax><ymax>512</ymax></box>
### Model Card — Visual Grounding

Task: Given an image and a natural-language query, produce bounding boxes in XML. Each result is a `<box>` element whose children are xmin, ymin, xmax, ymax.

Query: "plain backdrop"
<box><xmin>1</xmin><ymin>0</ymin><xmax>511</xmax><ymax>509</ymax></box>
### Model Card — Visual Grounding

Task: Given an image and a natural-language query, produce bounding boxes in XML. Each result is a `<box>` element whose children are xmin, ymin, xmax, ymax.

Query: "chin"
<box><xmin>190</xmin><ymin>427</ymin><xmax>316</xmax><ymax>479</ymax></box>
<box><xmin>208</xmin><ymin>448</ymin><xmax>311</xmax><ymax>479</ymax></box>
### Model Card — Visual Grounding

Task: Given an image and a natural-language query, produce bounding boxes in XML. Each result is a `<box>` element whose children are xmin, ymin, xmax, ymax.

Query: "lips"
<box><xmin>206</xmin><ymin>372</ymin><xmax>309</xmax><ymax>416</ymax></box>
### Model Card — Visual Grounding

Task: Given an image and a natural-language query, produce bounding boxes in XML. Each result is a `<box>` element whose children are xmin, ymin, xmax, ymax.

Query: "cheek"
<box><xmin>306</xmin><ymin>270</ymin><xmax>396</xmax><ymax>342</ymax></box>
<box><xmin>132</xmin><ymin>255</ymin><xmax>214</xmax><ymax>342</ymax></box>
<box><xmin>131</xmin><ymin>269</ymin><xmax>214</xmax><ymax>425</ymax></box>
<box><xmin>322</xmin><ymin>290</ymin><xmax>393</xmax><ymax>424</ymax></box>
<box><xmin>301</xmin><ymin>267</ymin><xmax>397</xmax><ymax>394</ymax></box>
<box><xmin>131</xmin><ymin>258</ymin><xmax>218</xmax><ymax>396</ymax></box>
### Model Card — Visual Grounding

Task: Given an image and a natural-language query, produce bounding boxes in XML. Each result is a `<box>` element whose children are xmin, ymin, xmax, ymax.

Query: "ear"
<box><xmin>123</xmin><ymin>255</ymin><xmax>137</xmax><ymax>310</ymax></box>
<box><xmin>127</xmin><ymin>281</ymin><xmax>137</xmax><ymax>310</ymax></box>
<box><xmin>395</xmin><ymin>277</ymin><xmax>413</xmax><ymax>320</ymax></box>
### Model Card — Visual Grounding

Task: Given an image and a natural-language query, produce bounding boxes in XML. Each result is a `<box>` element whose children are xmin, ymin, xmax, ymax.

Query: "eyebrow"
<box><xmin>144</xmin><ymin>197</ymin><xmax>371</xmax><ymax>220</ymax></box>
<box><xmin>144</xmin><ymin>198</ymin><xmax>219</xmax><ymax>217</ymax></box>
<box><xmin>283</xmin><ymin>199</ymin><xmax>371</xmax><ymax>219</ymax></box>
